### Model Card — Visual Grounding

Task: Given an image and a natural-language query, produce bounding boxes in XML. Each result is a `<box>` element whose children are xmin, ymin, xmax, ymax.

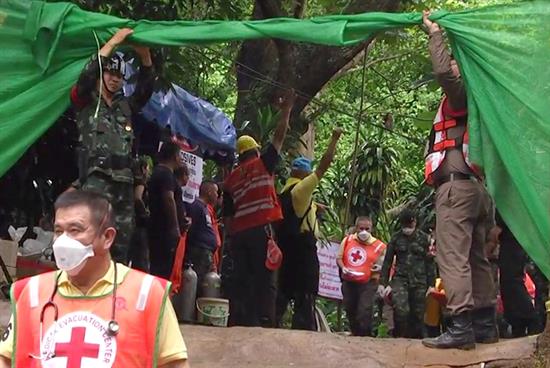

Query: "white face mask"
<box><xmin>52</xmin><ymin>233</ymin><xmax>95</xmax><ymax>276</ymax></box>
<box><xmin>402</xmin><ymin>227</ymin><xmax>415</xmax><ymax>236</ymax></box>
<box><xmin>357</xmin><ymin>230</ymin><xmax>371</xmax><ymax>242</ymax></box>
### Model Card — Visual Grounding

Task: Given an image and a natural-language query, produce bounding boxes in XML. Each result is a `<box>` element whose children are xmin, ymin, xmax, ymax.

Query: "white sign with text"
<box><xmin>317</xmin><ymin>239</ymin><xmax>343</xmax><ymax>300</ymax></box>
<box><xmin>180</xmin><ymin>150</ymin><xmax>204</xmax><ymax>203</ymax></box>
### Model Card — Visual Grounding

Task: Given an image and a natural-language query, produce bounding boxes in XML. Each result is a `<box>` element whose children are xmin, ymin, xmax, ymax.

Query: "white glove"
<box><xmin>371</xmin><ymin>264</ymin><xmax>382</xmax><ymax>273</ymax></box>
<box><xmin>376</xmin><ymin>285</ymin><xmax>386</xmax><ymax>298</ymax></box>
<box><xmin>383</xmin><ymin>285</ymin><xmax>392</xmax><ymax>298</ymax></box>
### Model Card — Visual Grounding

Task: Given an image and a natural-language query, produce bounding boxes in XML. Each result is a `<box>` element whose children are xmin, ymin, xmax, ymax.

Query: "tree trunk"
<box><xmin>234</xmin><ymin>0</ymin><xmax>402</xmax><ymax>138</ymax></box>
<box><xmin>535</xmin><ymin>312</ymin><xmax>550</xmax><ymax>366</ymax></box>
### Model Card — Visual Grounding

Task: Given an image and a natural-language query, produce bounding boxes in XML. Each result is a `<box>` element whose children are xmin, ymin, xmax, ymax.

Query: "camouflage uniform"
<box><xmin>381</xmin><ymin>229</ymin><xmax>436</xmax><ymax>338</ymax></box>
<box><xmin>71</xmin><ymin>54</ymin><xmax>154</xmax><ymax>263</ymax></box>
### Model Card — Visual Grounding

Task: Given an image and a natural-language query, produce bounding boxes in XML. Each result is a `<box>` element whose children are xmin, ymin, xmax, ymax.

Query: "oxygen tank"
<box><xmin>200</xmin><ymin>271</ymin><xmax>222</xmax><ymax>298</ymax></box>
<box><xmin>173</xmin><ymin>263</ymin><xmax>198</xmax><ymax>323</ymax></box>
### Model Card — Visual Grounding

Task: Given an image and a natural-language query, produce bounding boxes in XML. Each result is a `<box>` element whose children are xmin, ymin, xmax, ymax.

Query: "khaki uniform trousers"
<box><xmin>435</xmin><ymin>179</ymin><xmax>496</xmax><ymax>315</ymax></box>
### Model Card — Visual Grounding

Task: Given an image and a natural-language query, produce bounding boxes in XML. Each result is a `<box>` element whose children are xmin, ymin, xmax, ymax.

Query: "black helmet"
<box><xmin>104</xmin><ymin>54</ymin><xmax>126</xmax><ymax>76</ymax></box>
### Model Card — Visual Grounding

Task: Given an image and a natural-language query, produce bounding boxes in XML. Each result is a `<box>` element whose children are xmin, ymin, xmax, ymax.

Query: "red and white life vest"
<box><xmin>341</xmin><ymin>235</ymin><xmax>386</xmax><ymax>283</ymax></box>
<box><xmin>224</xmin><ymin>156</ymin><xmax>283</xmax><ymax>234</ymax></box>
<box><xmin>12</xmin><ymin>267</ymin><xmax>170</xmax><ymax>367</ymax></box>
<box><xmin>424</xmin><ymin>96</ymin><xmax>481</xmax><ymax>185</ymax></box>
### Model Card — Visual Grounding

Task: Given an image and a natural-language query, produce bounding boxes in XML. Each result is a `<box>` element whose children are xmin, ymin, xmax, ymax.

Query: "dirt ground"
<box><xmin>0</xmin><ymin>300</ymin><xmax>538</xmax><ymax>367</ymax></box>
<box><xmin>182</xmin><ymin>325</ymin><xmax>536</xmax><ymax>368</ymax></box>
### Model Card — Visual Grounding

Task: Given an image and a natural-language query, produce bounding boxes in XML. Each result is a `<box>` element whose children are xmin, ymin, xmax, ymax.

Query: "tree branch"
<box><xmin>293</xmin><ymin>0</ymin><xmax>307</xmax><ymax>18</ymax></box>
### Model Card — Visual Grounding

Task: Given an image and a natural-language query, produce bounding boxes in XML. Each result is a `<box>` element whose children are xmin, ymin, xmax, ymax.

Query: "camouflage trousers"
<box><xmin>391</xmin><ymin>277</ymin><xmax>427</xmax><ymax>338</ymax></box>
<box><xmin>82</xmin><ymin>173</ymin><xmax>134</xmax><ymax>264</ymax></box>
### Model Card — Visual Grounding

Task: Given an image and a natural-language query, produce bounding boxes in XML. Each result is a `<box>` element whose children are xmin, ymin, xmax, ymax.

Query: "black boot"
<box><xmin>472</xmin><ymin>307</ymin><xmax>499</xmax><ymax>343</ymax></box>
<box><xmin>422</xmin><ymin>312</ymin><xmax>475</xmax><ymax>350</ymax></box>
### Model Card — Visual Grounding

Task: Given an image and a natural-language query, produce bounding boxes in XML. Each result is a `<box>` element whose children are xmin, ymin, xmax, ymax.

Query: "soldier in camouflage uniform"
<box><xmin>70</xmin><ymin>28</ymin><xmax>154</xmax><ymax>263</ymax></box>
<box><xmin>381</xmin><ymin>209</ymin><xmax>436</xmax><ymax>338</ymax></box>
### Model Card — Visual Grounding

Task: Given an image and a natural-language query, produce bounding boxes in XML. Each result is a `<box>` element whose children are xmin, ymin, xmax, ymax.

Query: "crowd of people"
<box><xmin>1</xmin><ymin>10</ymin><xmax>549</xmax><ymax>368</ymax></box>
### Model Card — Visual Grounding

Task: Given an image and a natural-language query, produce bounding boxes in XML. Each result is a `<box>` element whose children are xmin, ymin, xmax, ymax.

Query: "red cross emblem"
<box><xmin>348</xmin><ymin>247</ymin><xmax>366</xmax><ymax>266</ymax></box>
<box><xmin>54</xmin><ymin>327</ymin><xmax>100</xmax><ymax>368</ymax></box>
<box><xmin>351</xmin><ymin>250</ymin><xmax>363</xmax><ymax>262</ymax></box>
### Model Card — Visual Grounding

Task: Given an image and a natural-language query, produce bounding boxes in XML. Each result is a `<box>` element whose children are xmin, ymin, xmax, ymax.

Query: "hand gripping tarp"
<box><xmin>1</xmin><ymin>0</ymin><xmax>549</xmax><ymax>277</ymax></box>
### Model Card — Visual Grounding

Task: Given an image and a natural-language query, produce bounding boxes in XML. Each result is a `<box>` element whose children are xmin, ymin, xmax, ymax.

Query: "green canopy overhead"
<box><xmin>1</xmin><ymin>0</ymin><xmax>549</xmax><ymax>277</ymax></box>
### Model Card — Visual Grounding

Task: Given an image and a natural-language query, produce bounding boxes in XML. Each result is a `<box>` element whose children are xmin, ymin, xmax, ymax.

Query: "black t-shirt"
<box><xmin>174</xmin><ymin>184</ymin><xmax>188</xmax><ymax>233</ymax></box>
<box><xmin>223</xmin><ymin>143</ymin><xmax>279</xmax><ymax>217</ymax></box>
<box><xmin>148</xmin><ymin>165</ymin><xmax>178</xmax><ymax>233</ymax></box>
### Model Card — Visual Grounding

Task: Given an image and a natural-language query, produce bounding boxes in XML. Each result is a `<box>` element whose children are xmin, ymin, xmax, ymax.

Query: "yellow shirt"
<box><xmin>0</xmin><ymin>263</ymin><xmax>188</xmax><ymax>366</ymax></box>
<box><xmin>281</xmin><ymin>173</ymin><xmax>320</xmax><ymax>236</ymax></box>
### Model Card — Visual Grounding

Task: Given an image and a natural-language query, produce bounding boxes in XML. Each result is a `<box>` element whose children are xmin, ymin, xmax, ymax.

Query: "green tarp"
<box><xmin>1</xmin><ymin>0</ymin><xmax>549</xmax><ymax>277</ymax></box>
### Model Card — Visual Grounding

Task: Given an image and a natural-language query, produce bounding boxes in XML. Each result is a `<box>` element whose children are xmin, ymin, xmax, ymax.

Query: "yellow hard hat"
<box><xmin>237</xmin><ymin>135</ymin><xmax>261</xmax><ymax>155</ymax></box>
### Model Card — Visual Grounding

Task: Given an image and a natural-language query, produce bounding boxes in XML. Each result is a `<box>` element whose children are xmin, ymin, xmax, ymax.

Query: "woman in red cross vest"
<box><xmin>336</xmin><ymin>216</ymin><xmax>387</xmax><ymax>336</ymax></box>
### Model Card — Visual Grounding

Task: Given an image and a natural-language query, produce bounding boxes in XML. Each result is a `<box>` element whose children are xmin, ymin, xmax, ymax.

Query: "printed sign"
<box><xmin>317</xmin><ymin>239</ymin><xmax>343</xmax><ymax>300</ymax></box>
<box><xmin>180</xmin><ymin>150</ymin><xmax>204</xmax><ymax>203</ymax></box>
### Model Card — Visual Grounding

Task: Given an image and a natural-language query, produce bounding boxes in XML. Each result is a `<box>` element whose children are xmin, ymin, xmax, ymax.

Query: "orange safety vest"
<box><xmin>12</xmin><ymin>267</ymin><xmax>170</xmax><ymax>368</ymax></box>
<box><xmin>341</xmin><ymin>236</ymin><xmax>386</xmax><ymax>283</ymax></box>
<box><xmin>224</xmin><ymin>156</ymin><xmax>283</xmax><ymax>234</ymax></box>
<box><xmin>424</xmin><ymin>96</ymin><xmax>481</xmax><ymax>185</ymax></box>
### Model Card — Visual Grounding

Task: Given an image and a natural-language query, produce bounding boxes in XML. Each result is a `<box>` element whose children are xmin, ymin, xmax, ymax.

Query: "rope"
<box><xmin>92</xmin><ymin>30</ymin><xmax>103</xmax><ymax>119</ymax></box>
<box><xmin>201</xmin><ymin>46</ymin><xmax>424</xmax><ymax>144</ymax></box>
<box><xmin>342</xmin><ymin>50</ymin><xmax>369</xmax><ymax>231</ymax></box>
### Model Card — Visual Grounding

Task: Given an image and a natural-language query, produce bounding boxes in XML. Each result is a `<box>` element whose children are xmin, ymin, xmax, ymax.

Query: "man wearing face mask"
<box><xmin>421</xmin><ymin>11</ymin><xmax>497</xmax><ymax>350</ymax></box>
<box><xmin>336</xmin><ymin>216</ymin><xmax>387</xmax><ymax>336</ymax></box>
<box><xmin>380</xmin><ymin>209</ymin><xmax>435</xmax><ymax>338</ymax></box>
<box><xmin>0</xmin><ymin>190</ymin><xmax>189</xmax><ymax>367</ymax></box>
<box><xmin>70</xmin><ymin>28</ymin><xmax>155</xmax><ymax>264</ymax></box>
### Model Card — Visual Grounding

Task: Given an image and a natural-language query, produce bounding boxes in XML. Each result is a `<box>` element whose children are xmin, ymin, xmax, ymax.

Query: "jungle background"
<box><xmin>0</xmin><ymin>0</ymin><xmax>513</xmax><ymax>332</ymax></box>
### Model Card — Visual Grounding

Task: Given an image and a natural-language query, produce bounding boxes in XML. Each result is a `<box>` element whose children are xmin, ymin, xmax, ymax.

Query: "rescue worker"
<box><xmin>275</xmin><ymin>127</ymin><xmax>343</xmax><ymax>330</ymax></box>
<box><xmin>0</xmin><ymin>190</ymin><xmax>189</xmax><ymax>367</ymax></box>
<box><xmin>129</xmin><ymin>155</ymin><xmax>151</xmax><ymax>272</ymax></box>
<box><xmin>421</xmin><ymin>11</ymin><xmax>497</xmax><ymax>350</ymax></box>
<box><xmin>223</xmin><ymin>89</ymin><xmax>295</xmax><ymax>327</ymax></box>
<box><xmin>185</xmin><ymin>181</ymin><xmax>220</xmax><ymax>296</ymax></box>
<box><xmin>70</xmin><ymin>28</ymin><xmax>155</xmax><ymax>263</ymax></box>
<box><xmin>337</xmin><ymin>216</ymin><xmax>387</xmax><ymax>336</ymax></box>
<box><xmin>380</xmin><ymin>209</ymin><xmax>435</xmax><ymax>338</ymax></box>
<box><xmin>148</xmin><ymin>142</ymin><xmax>186</xmax><ymax>279</ymax></box>
<box><xmin>497</xmin><ymin>212</ymin><xmax>542</xmax><ymax>337</ymax></box>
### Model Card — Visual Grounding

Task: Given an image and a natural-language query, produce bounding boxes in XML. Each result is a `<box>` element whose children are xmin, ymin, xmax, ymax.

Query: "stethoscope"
<box><xmin>31</xmin><ymin>262</ymin><xmax>120</xmax><ymax>361</ymax></box>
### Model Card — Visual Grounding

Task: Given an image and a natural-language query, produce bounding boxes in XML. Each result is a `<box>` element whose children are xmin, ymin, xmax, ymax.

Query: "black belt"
<box><xmin>434</xmin><ymin>172</ymin><xmax>476</xmax><ymax>188</ymax></box>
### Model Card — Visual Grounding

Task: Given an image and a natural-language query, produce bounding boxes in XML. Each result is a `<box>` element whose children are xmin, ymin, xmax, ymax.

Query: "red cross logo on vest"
<box><xmin>54</xmin><ymin>327</ymin><xmax>100</xmax><ymax>368</ymax></box>
<box><xmin>351</xmin><ymin>250</ymin><xmax>363</xmax><ymax>263</ymax></box>
<box><xmin>40</xmin><ymin>311</ymin><xmax>117</xmax><ymax>367</ymax></box>
<box><xmin>347</xmin><ymin>246</ymin><xmax>367</xmax><ymax>267</ymax></box>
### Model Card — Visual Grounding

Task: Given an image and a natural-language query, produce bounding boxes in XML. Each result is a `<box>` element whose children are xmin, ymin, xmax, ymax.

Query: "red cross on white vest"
<box><xmin>351</xmin><ymin>250</ymin><xmax>363</xmax><ymax>262</ymax></box>
<box><xmin>54</xmin><ymin>327</ymin><xmax>100</xmax><ymax>368</ymax></box>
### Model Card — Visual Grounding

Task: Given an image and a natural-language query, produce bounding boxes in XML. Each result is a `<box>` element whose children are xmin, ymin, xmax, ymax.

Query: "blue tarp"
<box><xmin>124</xmin><ymin>60</ymin><xmax>236</xmax><ymax>159</ymax></box>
